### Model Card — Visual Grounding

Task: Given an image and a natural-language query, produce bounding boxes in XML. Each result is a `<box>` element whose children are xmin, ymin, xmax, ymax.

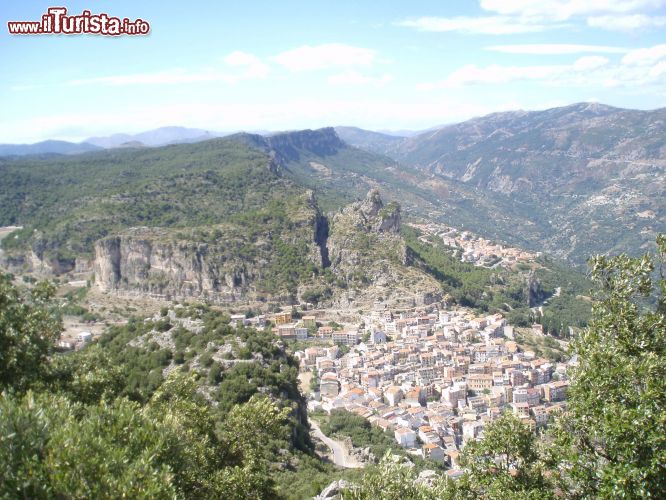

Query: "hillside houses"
<box><xmin>306</xmin><ymin>303</ymin><xmax>571</xmax><ymax>473</ymax></box>
<box><xmin>408</xmin><ymin>222</ymin><xmax>539</xmax><ymax>268</ymax></box>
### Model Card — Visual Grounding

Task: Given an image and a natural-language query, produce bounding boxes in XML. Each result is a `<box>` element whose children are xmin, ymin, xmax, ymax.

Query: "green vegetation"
<box><xmin>1</xmin><ymin>232</ymin><xmax>664</xmax><ymax>498</ymax></box>
<box><xmin>547</xmin><ymin>236</ymin><xmax>666</xmax><ymax>497</ymax></box>
<box><xmin>315</xmin><ymin>409</ymin><xmax>440</xmax><ymax>471</ymax></box>
<box><xmin>1</xmin><ymin>378</ymin><xmax>291</xmax><ymax>499</ymax></box>
<box><xmin>0</xmin><ymin>138</ymin><xmax>302</xmax><ymax>263</ymax></box>
<box><xmin>320</xmin><ymin>410</ymin><xmax>404</xmax><ymax>459</ymax></box>
<box><xmin>514</xmin><ymin>329</ymin><xmax>568</xmax><ymax>362</ymax></box>
<box><xmin>403</xmin><ymin>226</ymin><xmax>591</xmax><ymax>336</ymax></box>
<box><xmin>345</xmin><ymin>236</ymin><xmax>666</xmax><ymax>499</ymax></box>
<box><xmin>0</xmin><ymin>275</ymin><xmax>307</xmax><ymax>498</ymax></box>
<box><xmin>359</xmin><ymin>105</ymin><xmax>666</xmax><ymax>266</ymax></box>
<box><xmin>0</xmin><ymin>275</ymin><xmax>61</xmax><ymax>392</ymax></box>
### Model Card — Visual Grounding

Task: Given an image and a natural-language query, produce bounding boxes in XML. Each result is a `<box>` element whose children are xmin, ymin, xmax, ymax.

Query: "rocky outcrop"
<box><xmin>91</xmin><ymin>188</ymin><xmax>441</xmax><ymax>307</ymax></box>
<box><xmin>231</xmin><ymin>127</ymin><xmax>346</xmax><ymax>170</ymax></box>
<box><xmin>526</xmin><ymin>270</ymin><xmax>548</xmax><ymax>307</ymax></box>
<box><xmin>315</xmin><ymin>479</ymin><xmax>352</xmax><ymax>500</ymax></box>
<box><xmin>94</xmin><ymin>228</ymin><xmax>256</xmax><ymax>301</ymax></box>
<box><xmin>93</xmin><ymin>192</ymin><xmax>329</xmax><ymax>302</ymax></box>
<box><xmin>1</xmin><ymin>248</ymin><xmax>79</xmax><ymax>276</ymax></box>
<box><xmin>326</xmin><ymin>190</ymin><xmax>440</xmax><ymax>308</ymax></box>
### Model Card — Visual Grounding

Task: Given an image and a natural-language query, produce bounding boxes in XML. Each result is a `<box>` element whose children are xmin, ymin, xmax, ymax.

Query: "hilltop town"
<box><xmin>223</xmin><ymin>299</ymin><xmax>572</xmax><ymax>476</ymax></box>
<box><xmin>408</xmin><ymin>222</ymin><xmax>539</xmax><ymax>268</ymax></box>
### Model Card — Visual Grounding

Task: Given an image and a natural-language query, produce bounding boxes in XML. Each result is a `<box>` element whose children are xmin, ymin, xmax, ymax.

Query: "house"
<box><xmin>422</xmin><ymin>443</ymin><xmax>446</xmax><ymax>463</ymax></box>
<box><xmin>273</xmin><ymin>311</ymin><xmax>292</xmax><ymax>325</ymax></box>
<box><xmin>302</xmin><ymin>315</ymin><xmax>317</xmax><ymax>328</ymax></box>
<box><xmin>544</xmin><ymin>381</ymin><xmax>568</xmax><ymax>402</ymax></box>
<box><xmin>394</xmin><ymin>427</ymin><xmax>417</xmax><ymax>448</ymax></box>
<box><xmin>332</xmin><ymin>330</ymin><xmax>359</xmax><ymax>346</ymax></box>
<box><xmin>470</xmin><ymin>317</ymin><xmax>488</xmax><ymax>329</ymax></box>
<box><xmin>250</xmin><ymin>315</ymin><xmax>266</xmax><ymax>328</ymax></box>
<box><xmin>462</xmin><ymin>420</ymin><xmax>483</xmax><ymax>441</ymax></box>
<box><xmin>467</xmin><ymin>374</ymin><xmax>493</xmax><ymax>391</ymax></box>
<box><xmin>530</xmin><ymin>405</ymin><xmax>549</xmax><ymax>427</ymax></box>
<box><xmin>318</xmin><ymin>326</ymin><xmax>333</xmax><ymax>337</ymax></box>
<box><xmin>304</xmin><ymin>347</ymin><xmax>320</xmax><ymax>365</ymax></box>
<box><xmin>370</xmin><ymin>329</ymin><xmax>387</xmax><ymax>344</ymax></box>
<box><xmin>384</xmin><ymin>386</ymin><xmax>403</xmax><ymax>406</ymax></box>
<box><xmin>77</xmin><ymin>331</ymin><xmax>93</xmax><ymax>344</ymax></box>
<box><xmin>320</xmin><ymin>372</ymin><xmax>339</xmax><ymax>398</ymax></box>
<box><xmin>418</xmin><ymin>425</ymin><xmax>440</xmax><ymax>445</ymax></box>
<box><xmin>295</xmin><ymin>327</ymin><xmax>308</xmax><ymax>340</ymax></box>
<box><xmin>511</xmin><ymin>402</ymin><xmax>530</xmax><ymax>418</ymax></box>
<box><xmin>277</xmin><ymin>324</ymin><xmax>296</xmax><ymax>340</ymax></box>
<box><xmin>229</xmin><ymin>314</ymin><xmax>247</xmax><ymax>327</ymax></box>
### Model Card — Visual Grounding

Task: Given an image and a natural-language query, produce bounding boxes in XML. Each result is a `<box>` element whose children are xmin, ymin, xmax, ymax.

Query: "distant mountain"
<box><xmin>85</xmin><ymin>126</ymin><xmax>227</xmax><ymax>148</ymax></box>
<box><xmin>341</xmin><ymin>103</ymin><xmax>666</xmax><ymax>264</ymax></box>
<box><xmin>0</xmin><ymin>140</ymin><xmax>101</xmax><ymax>157</ymax></box>
<box><xmin>0</xmin><ymin>127</ymin><xmax>594</xmax><ymax>325</ymax></box>
<box><xmin>334</xmin><ymin>126</ymin><xmax>405</xmax><ymax>156</ymax></box>
<box><xmin>0</xmin><ymin>133</ymin><xmax>444</xmax><ymax>308</ymax></box>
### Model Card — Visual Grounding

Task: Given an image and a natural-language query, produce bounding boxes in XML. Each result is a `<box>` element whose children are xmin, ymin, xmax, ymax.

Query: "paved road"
<box><xmin>310</xmin><ymin>419</ymin><xmax>362</xmax><ymax>469</ymax></box>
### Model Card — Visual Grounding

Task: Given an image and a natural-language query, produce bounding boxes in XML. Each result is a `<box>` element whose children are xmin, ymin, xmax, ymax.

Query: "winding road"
<box><xmin>310</xmin><ymin>419</ymin><xmax>363</xmax><ymax>469</ymax></box>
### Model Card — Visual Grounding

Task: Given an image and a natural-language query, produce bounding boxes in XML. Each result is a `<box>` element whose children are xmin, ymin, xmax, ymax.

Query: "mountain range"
<box><xmin>0</xmin><ymin>102</ymin><xmax>663</xmax><ymax>271</ymax></box>
<box><xmin>338</xmin><ymin>103</ymin><xmax>666</xmax><ymax>264</ymax></box>
<box><xmin>0</xmin><ymin>140</ymin><xmax>102</xmax><ymax>157</ymax></box>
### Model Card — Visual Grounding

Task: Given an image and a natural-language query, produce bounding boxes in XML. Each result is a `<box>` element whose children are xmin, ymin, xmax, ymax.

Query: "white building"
<box><xmin>394</xmin><ymin>427</ymin><xmax>417</xmax><ymax>448</ymax></box>
<box><xmin>77</xmin><ymin>331</ymin><xmax>93</xmax><ymax>344</ymax></box>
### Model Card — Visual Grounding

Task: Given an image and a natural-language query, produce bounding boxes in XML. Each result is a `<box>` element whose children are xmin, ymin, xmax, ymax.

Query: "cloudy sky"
<box><xmin>2</xmin><ymin>0</ymin><xmax>666</xmax><ymax>142</ymax></box>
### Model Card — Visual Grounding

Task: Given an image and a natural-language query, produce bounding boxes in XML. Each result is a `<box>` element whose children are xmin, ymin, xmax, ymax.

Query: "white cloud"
<box><xmin>66</xmin><ymin>52</ymin><xmax>268</xmax><ymax>87</ymax></box>
<box><xmin>273</xmin><ymin>44</ymin><xmax>376</xmax><ymax>72</ymax></box>
<box><xmin>396</xmin><ymin>16</ymin><xmax>549</xmax><ymax>34</ymax></box>
<box><xmin>417</xmin><ymin>56</ymin><xmax>612</xmax><ymax>88</ymax></box>
<box><xmin>418</xmin><ymin>63</ymin><xmax>563</xmax><ymax>89</ymax></box>
<box><xmin>480</xmin><ymin>0</ymin><xmax>666</xmax><ymax>20</ymax></box>
<box><xmin>327</xmin><ymin>71</ymin><xmax>392</xmax><ymax>87</ymax></box>
<box><xmin>223</xmin><ymin>51</ymin><xmax>269</xmax><ymax>79</ymax></box>
<box><xmin>622</xmin><ymin>44</ymin><xmax>666</xmax><ymax>65</ymax></box>
<box><xmin>420</xmin><ymin>45</ymin><xmax>666</xmax><ymax>90</ymax></box>
<box><xmin>588</xmin><ymin>13</ymin><xmax>666</xmax><ymax>30</ymax></box>
<box><xmin>485</xmin><ymin>44</ymin><xmax>628</xmax><ymax>55</ymax></box>
<box><xmin>400</xmin><ymin>0</ymin><xmax>666</xmax><ymax>34</ymax></box>
<box><xmin>573</xmin><ymin>56</ymin><xmax>610</xmax><ymax>70</ymax></box>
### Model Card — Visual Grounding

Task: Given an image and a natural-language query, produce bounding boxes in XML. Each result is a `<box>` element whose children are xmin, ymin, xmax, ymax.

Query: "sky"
<box><xmin>1</xmin><ymin>0</ymin><xmax>666</xmax><ymax>143</ymax></box>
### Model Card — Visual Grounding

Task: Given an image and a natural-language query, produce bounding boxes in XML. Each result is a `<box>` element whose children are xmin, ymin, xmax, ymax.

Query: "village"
<box><xmin>408</xmin><ymin>222</ymin><xmax>539</xmax><ymax>268</ymax></box>
<box><xmin>238</xmin><ymin>299</ymin><xmax>573</xmax><ymax>475</ymax></box>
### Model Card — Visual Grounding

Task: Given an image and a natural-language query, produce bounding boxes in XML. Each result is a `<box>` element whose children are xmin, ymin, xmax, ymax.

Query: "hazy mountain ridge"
<box><xmin>339</xmin><ymin>103</ymin><xmax>666</xmax><ymax>264</ymax></box>
<box><xmin>0</xmin><ymin>140</ymin><xmax>102</xmax><ymax>157</ymax></box>
<box><xmin>334</xmin><ymin>126</ymin><xmax>405</xmax><ymax>156</ymax></box>
<box><xmin>86</xmin><ymin>126</ymin><xmax>227</xmax><ymax>148</ymax></box>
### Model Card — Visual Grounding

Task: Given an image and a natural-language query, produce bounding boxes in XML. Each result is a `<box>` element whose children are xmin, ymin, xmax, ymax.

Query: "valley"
<box><xmin>0</xmin><ymin>103</ymin><xmax>663</xmax><ymax>499</ymax></box>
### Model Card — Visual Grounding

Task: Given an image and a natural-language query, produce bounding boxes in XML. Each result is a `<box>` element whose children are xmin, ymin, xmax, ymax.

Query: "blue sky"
<box><xmin>2</xmin><ymin>0</ymin><xmax>666</xmax><ymax>142</ymax></box>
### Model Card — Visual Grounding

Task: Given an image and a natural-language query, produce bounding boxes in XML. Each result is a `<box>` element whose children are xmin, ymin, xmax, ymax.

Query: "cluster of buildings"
<box><xmin>301</xmin><ymin>303</ymin><xmax>571</xmax><ymax>472</ymax></box>
<box><xmin>409</xmin><ymin>223</ymin><xmax>538</xmax><ymax>268</ymax></box>
<box><xmin>58</xmin><ymin>330</ymin><xmax>93</xmax><ymax>350</ymax></box>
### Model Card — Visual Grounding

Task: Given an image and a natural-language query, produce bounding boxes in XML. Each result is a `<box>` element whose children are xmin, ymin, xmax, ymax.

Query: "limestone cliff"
<box><xmin>94</xmin><ymin>229</ymin><xmax>254</xmax><ymax>301</ymax></box>
<box><xmin>93</xmin><ymin>191</ymin><xmax>329</xmax><ymax>303</ymax></box>
<box><xmin>91</xmin><ymin>189</ymin><xmax>441</xmax><ymax>309</ymax></box>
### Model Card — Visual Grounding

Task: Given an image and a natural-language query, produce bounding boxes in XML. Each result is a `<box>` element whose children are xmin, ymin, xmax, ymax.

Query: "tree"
<box><xmin>0</xmin><ymin>391</ymin><xmax>176</xmax><ymax>498</ymax></box>
<box><xmin>0</xmin><ymin>373</ymin><xmax>292</xmax><ymax>499</ymax></box>
<box><xmin>549</xmin><ymin>236</ymin><xmax>666</xmax><ymax>498</ymax></box>
<box><xmin>460</xmin><ymin>412</ymin><xmax>554</xmax><ymax>499</ymax></box>
<box><xmin>0</xmin><ymin>274</ymin><xmax>61</xmax><ymax>392</ymax></box>
<box><xmin>342</xmin><ymin>452</ymin><xmax>456</xmax><ymax>500</ymax></box>
<box><xmin>216</xmin><ymin>394</ymin><xmax>291</xmax><ymax>499</ymax></box>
